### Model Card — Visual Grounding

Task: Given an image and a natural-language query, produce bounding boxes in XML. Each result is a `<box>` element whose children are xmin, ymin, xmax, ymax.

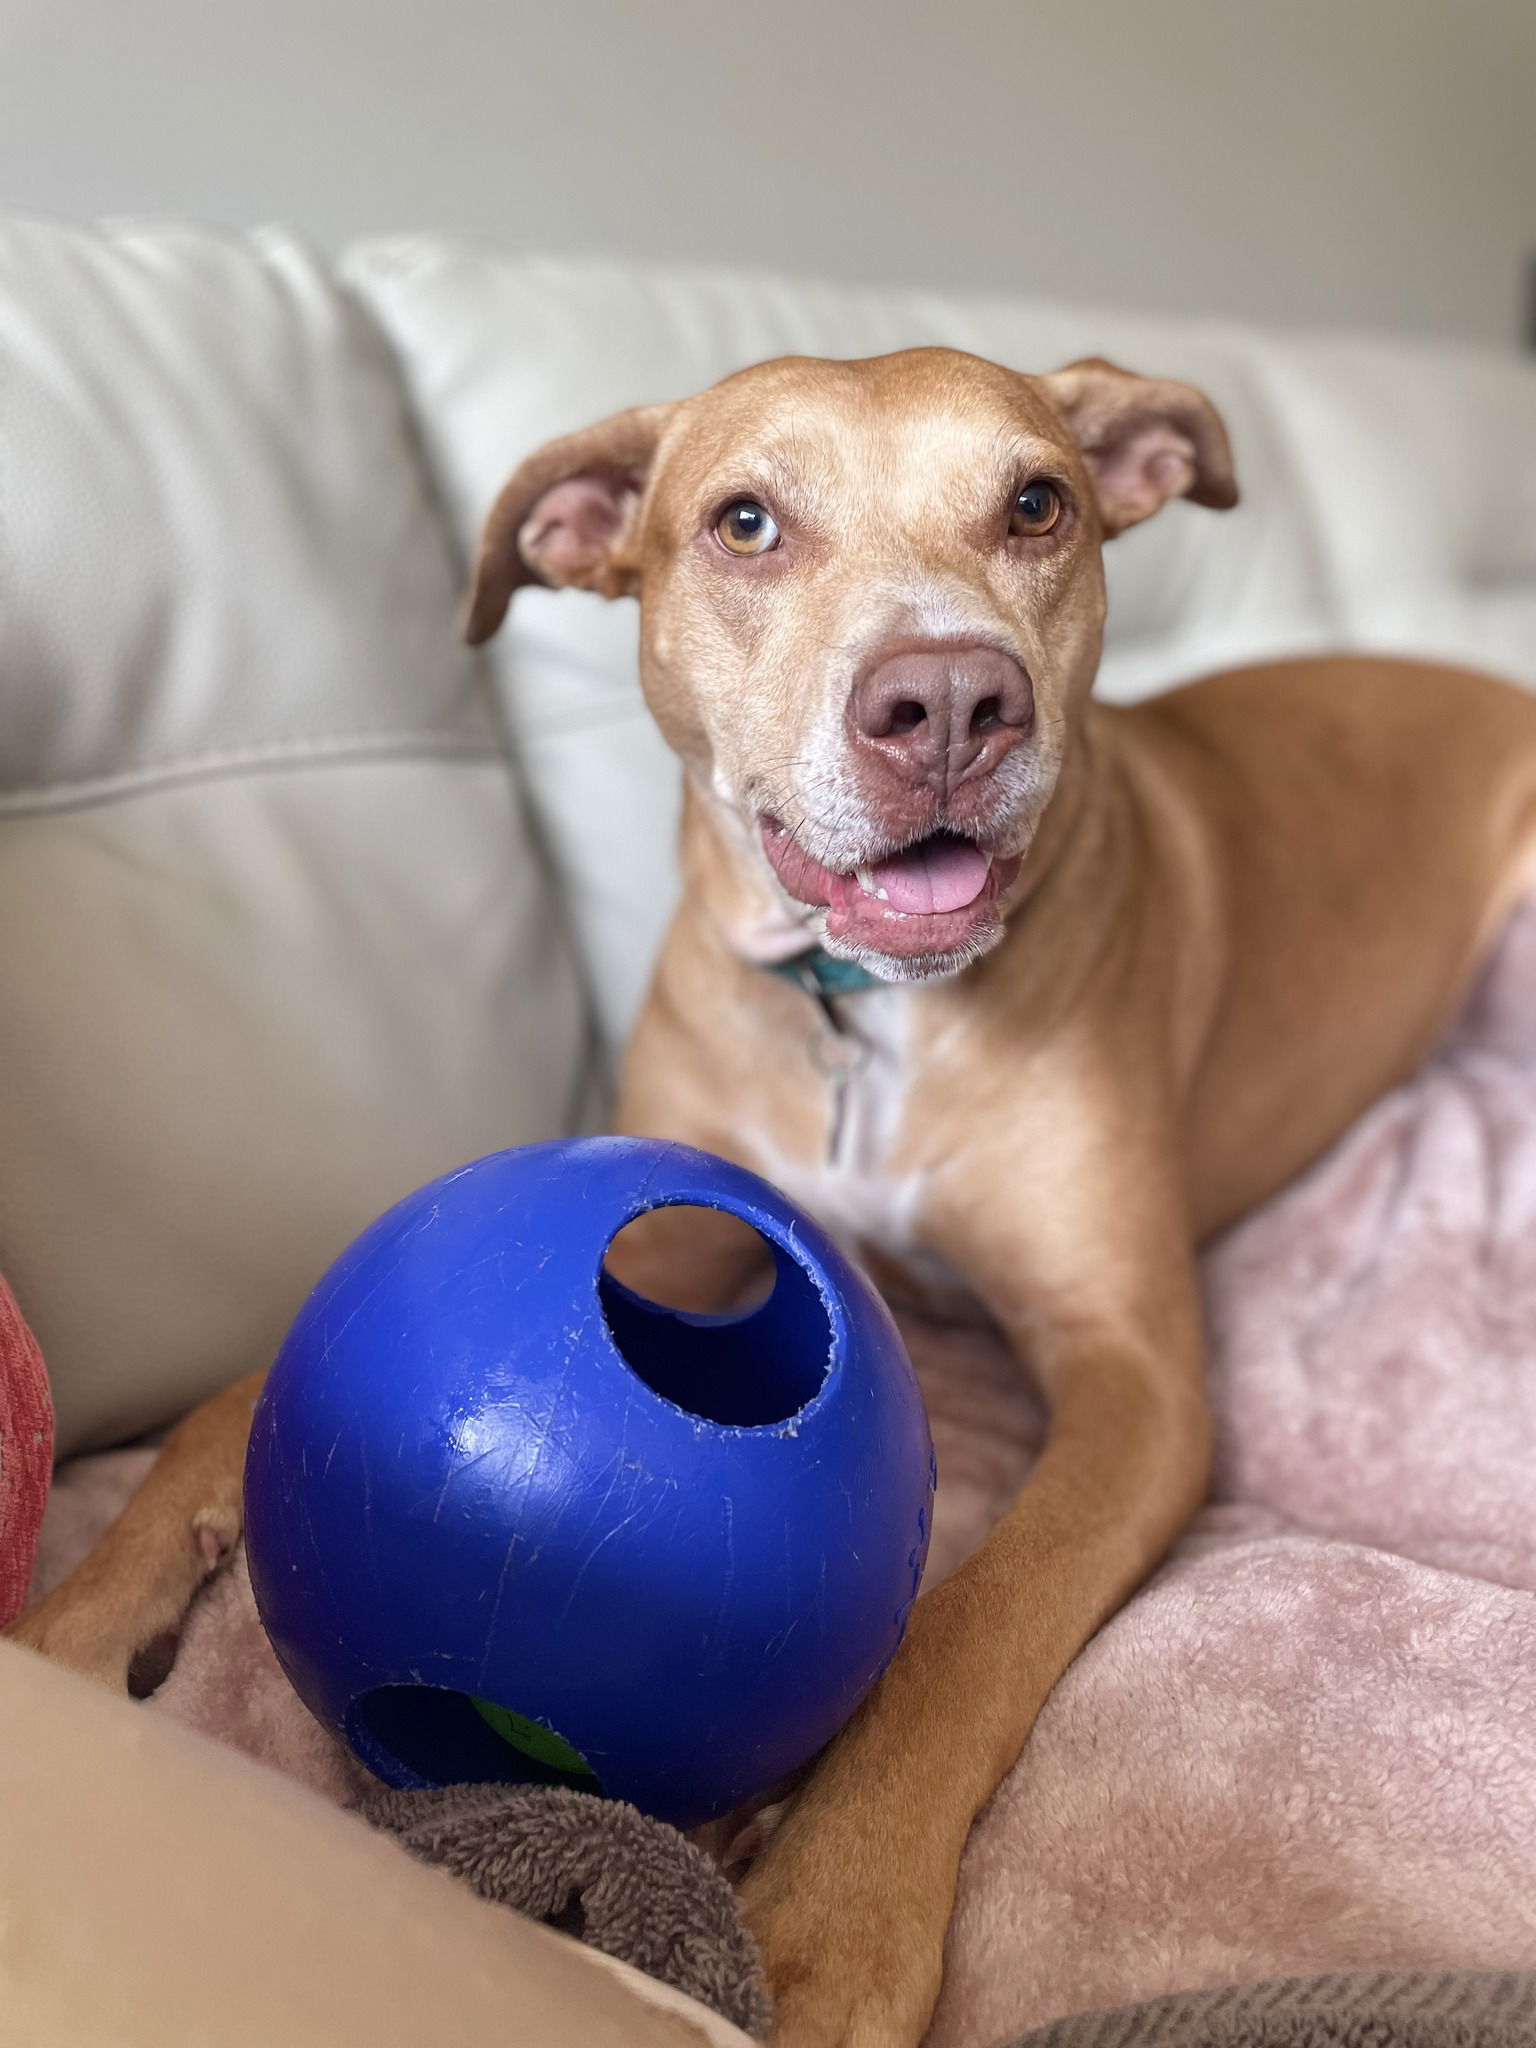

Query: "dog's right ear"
<box><xmin>462</xmin><ymin>402</ymin><xmax>673</xmax><ymax>645</ymax></box>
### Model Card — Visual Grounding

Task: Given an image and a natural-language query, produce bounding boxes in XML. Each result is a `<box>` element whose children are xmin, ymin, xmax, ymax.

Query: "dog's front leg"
<box><xmin>6</xmin><ymin>1368</ymin><xmax>263</xmax><ymax>1689</ymax></box>
<box><xmin>740</xmin><ymin>1128</ymin><xmax>1211</xmax><ymax>2048</ymax></box>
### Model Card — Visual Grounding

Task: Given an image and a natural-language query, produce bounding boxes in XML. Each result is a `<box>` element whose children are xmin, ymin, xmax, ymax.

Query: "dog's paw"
<box><xmin>4</xmin><ymin>1588</ymin><xmax>135</xmax><ymax>1691</ymax></box>
<box><xmin>752</xmin><ymin>1897</ymin><xmax>944</xmax><ymax>2048</ymax></box>
<box><xmin>5</xmin><ymin>1506</ymin><xmax>240</xmax><ymax>1694</ymax></box>
<box><xmin>741</xmin><ymin>1816</ymin><xmax>947</xmax><ymax>2048</ymax></box>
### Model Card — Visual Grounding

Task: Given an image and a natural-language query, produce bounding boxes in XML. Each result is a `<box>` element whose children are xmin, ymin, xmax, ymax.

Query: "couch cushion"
<box><xmin>347</xmin><ymin>242</ymin><xmax>1536</xmax><ymax>1053</ymax></box>
<box><xmin>0</xmin><ymin>218</ymin><xmax>588</xmax><ymax>1453</ymax></box>
<box><xmin>1250</xmin><ymin>330</ymin><xmax>1536</xmax><ymax>684</ymax></box>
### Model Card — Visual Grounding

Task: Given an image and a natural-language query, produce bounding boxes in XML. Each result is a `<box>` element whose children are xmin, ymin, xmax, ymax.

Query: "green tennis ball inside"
<box><xmin>470</xmin><ymin>1697</ymin><xmax>599</xmax><ymax>1783</ymax></box>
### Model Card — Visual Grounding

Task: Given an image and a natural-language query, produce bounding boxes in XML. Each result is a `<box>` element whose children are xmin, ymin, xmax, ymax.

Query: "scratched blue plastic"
<box><xmin>244</xmin><ymin>1137</ymin><xmax>934</xmax><ymax>1828</ymax></box>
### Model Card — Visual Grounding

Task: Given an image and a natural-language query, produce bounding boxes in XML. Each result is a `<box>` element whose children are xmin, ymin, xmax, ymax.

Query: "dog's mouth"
<box><xmin>760</xmin><ymin>820</ymin><xmax>1023</xmax><ymax>967</ymax></box>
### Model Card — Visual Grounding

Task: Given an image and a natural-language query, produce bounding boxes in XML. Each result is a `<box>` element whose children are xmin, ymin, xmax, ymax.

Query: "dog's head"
<box><xmin>467</xmin><ymin>348</ymin><xmax>1236</xmax><ymax>981</ymax></box>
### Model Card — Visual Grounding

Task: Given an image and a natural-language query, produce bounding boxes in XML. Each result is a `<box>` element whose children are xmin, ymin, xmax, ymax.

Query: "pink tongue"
<box><xmin>867</xmin><ymin>838</ymin><xmax>992</xmax><ymax>915</ymax></box>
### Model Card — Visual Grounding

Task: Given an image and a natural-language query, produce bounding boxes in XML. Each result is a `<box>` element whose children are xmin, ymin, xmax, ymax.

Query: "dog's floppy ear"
<box><xmin>463</xmin><ymin>402</ymin><xmax>674</xmax><ymax>645</ymax></box>
<box><xmin>1038</xmin><ymin>358</ymin><xmax>1238</xmax><ymax>538</ymax></box>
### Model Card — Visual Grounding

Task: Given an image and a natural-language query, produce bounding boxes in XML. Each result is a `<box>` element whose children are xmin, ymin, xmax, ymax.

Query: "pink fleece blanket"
<box><xmin>29</xmin><ymin>909</ymin><xmax>1536</xmax><ymax>2045</ymax></box>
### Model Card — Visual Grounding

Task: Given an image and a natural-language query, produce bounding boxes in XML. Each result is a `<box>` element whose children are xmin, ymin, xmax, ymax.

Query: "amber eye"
<box><xmin>1010</xmin><ymin>479</ymin><xmax>1062</xmax><ymax>538</ymax></box>
<box><xmin>716</xmin><ymin>500</ymin><xmax>781</xmax><ymax>555</ymax></box>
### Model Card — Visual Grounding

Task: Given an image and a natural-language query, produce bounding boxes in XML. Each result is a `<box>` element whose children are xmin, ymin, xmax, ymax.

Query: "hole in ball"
<box><xmin>604</xmin><ymin>1203</ymin><xmax>774</xmax><ymax>1313</ymax></box>
<box><xmin>347</xmin><ymin>1684</ymin><xmax>607</xmax><ymax>1797</ymax></box>
<box><xmin>600</xmin><ymin>1203</ymin><xmax>833</xmax><ymax>1429</ymax></box>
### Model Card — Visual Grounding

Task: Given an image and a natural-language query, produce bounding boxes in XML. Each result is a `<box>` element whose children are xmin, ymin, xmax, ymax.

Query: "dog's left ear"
<box><xmin>1039</xmin><ymin>358</ymin><xmax>1238</xmax><ymax>537</ymax></box>
<box><xmin>463</xmin><ymin>402</ymin><xmax>674</xmax><ymax>645</ymax></box>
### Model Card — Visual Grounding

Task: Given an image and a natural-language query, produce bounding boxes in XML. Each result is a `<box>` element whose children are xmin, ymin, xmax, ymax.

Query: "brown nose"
<box><xmin>849</xmin><ymin>643</ymin><xmax>1034</xmax><ymax>795</ymax></box>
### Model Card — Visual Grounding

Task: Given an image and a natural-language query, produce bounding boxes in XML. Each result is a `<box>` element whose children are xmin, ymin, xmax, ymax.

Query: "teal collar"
<box><xmin>767</xmin><ymin>946</ymin><xmax>885</xmax><ymax>1000</ymax></box>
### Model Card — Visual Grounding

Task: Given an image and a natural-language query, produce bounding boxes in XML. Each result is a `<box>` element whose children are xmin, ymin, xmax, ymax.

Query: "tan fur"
<box><xmin>14</xmin><ymin>348</ymin><xmax>1536</xmax><ymax>2048</ymax></box>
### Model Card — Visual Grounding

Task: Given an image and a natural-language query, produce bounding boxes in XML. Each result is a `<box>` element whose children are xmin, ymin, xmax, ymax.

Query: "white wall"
<box><xmin>2</xmin><ymin>0</ymin><xmax>1532</xmax><ymax>346</ymax></box>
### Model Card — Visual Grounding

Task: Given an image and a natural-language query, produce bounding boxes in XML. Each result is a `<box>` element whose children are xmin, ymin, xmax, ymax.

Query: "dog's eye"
<box><xmin>716</xmin><ymin>500</ymin><xmax>781</xmax><ymax>555</ymax></box>
<box><xmin>1010</xmin><ymin>480</ymin><xmax>1062</xmax><ymax>538</ymax></box>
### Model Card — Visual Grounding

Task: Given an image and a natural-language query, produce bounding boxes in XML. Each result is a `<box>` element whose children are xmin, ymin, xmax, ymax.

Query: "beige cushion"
<box><xmin>0</xmin><ymin>1639</ymin><xmax>748</xmax><ymax>2047</ymax></box>
<box><xmin>0</xmin><ymin>217</ymin><xmax>589</xmax><ymax>1453</ymax></box>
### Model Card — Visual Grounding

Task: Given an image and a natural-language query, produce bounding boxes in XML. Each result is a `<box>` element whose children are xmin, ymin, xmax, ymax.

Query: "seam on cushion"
<box><xmin>0</xmin><ymin>728</ymin><xmax>507</xmax><ymax>819</ymax></box>
<box><xmin>500</xmin><ymin>695</ymin><xmax>654</xmax><ymax>742</ymax></box>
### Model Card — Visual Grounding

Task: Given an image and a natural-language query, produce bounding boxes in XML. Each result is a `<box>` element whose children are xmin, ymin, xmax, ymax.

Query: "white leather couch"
<box><xmin>3</xmin><ymin>213</ymin><xmax>1535</xmax><ymax>1461</ymax></box>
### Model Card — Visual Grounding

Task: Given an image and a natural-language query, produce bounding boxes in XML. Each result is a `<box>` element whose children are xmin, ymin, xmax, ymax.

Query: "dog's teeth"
<box><xmin>855</xmin><ymin>865</ymin><xmax>888</xmax><ymax>901</ymax></box>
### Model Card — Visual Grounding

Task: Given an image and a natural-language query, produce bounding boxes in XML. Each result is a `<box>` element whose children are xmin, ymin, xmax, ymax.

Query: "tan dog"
<box><xmin>15</xmin><ymin>347</ymin><xmax>1536</xmax><ymax>2048</ymax></box>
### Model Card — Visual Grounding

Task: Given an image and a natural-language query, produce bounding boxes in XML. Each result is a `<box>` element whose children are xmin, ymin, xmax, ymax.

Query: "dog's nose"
<box><xmin>850</xmin><ymin>644</ymin><xmax>1034</xmax><ymax>794</ymax></box>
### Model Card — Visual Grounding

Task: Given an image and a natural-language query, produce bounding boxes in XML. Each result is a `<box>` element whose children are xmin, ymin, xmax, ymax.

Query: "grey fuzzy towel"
<box><xmin>360</xmin><ymin>1781</ymin><xmax>772</xmax><ymax>2041</ymax></box>
<box><xmin>1010</xmin><ymin>1970</ymin><xmax>1536</xmax><ymax>2048</ymax></box>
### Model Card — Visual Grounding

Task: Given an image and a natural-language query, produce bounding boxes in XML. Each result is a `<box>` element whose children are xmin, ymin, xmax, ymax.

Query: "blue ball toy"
<box><xmin>244</xmin><ymin>1137</ymin><xmax>934</xmax><ymax>1828</ymax></box>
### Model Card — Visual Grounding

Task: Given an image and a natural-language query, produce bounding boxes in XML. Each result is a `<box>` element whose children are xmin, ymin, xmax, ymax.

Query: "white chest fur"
<box><xmin>755</xmin><ymin>988</ymin><xmax>962</xmax><ymax>1301</ymax></box>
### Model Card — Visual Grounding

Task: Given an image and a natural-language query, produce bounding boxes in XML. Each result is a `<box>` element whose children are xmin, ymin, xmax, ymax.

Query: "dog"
<box><xmin>14</xmin><ymin>345</ymin><xmax>1536</xmax><ymax>2047</ymax></box>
